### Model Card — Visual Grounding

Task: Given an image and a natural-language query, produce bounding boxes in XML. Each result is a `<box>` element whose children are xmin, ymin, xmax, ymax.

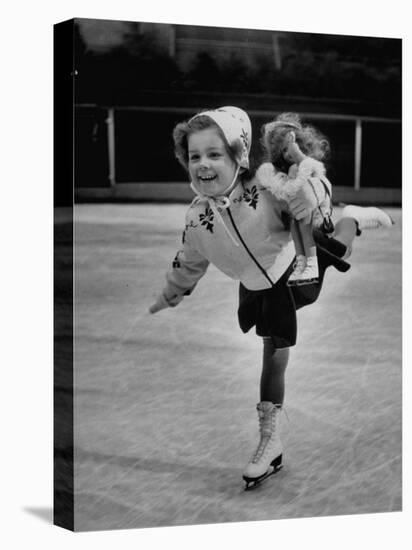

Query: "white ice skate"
<box><xmin>288</xmin><ymin>256</ymin><xmax>319</xmax><ymax>286</ymax></box>
<box><xmin>286</xmin><ymin>255</ymin><xmax>306</xmax><ymax>286</ymax></box>
<box><xmin>341</xmin><ymin>205</ymin><xmax>394</xmax><ymax>231</ymax></box>
<box><xmin>243</xmin><ymin>402</ymin><xmax>283</xmax><ymax>490</ymax></box>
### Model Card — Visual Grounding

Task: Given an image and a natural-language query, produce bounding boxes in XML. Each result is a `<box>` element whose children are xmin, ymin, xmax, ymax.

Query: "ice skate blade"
<box><xmin>287</xmin><ymin>278</ymin><xmax>319</xmax><ymax>287</ymax></box>
<box><xmin>243</xmin><ymin>455</ymin><xmax>283</xmax><ymax>491</ymax></box>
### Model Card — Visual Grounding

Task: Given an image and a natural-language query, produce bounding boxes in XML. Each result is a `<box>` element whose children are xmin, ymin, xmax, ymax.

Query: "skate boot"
<box><xmin>287</xmin><ymin>255</ymin><xmax>306</xmax><ymax>286</ymax></box>
<box><xmin>341</xmin><ymin>205</ymin><xmax>394</xmax><ymax>232</ymax></box>
<box><xmin>243</xmin><ymin>402</ymin><xmax>283</xmax><ymax>490</ymax></box>
<box><xmin>289</xmin><ymin>256</ymin><xmax>319</xmax><ymax>286</ymax></box>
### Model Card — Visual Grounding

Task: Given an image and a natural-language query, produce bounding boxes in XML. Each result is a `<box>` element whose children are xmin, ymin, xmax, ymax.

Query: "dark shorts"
<box><xmin>237</xmin><ymin>234</ymin><xmax>348</xmax><ymax>348</ymax></box>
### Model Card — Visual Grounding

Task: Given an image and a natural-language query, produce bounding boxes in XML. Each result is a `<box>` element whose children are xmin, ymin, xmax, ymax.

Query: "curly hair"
<box><xmin>262</xmin><ymin>112</ymin><xmax>330</xmax><ymax>173</ymax></box>
<box><xmin>173</xmin><ymin>113</ymin><xmax>244</xmax><ymax>172</ymax></box>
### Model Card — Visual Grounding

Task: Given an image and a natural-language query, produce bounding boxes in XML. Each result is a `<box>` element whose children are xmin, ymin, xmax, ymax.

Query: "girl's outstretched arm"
<box><xmin>149</xmin><ymin>227</ymin><xmax>210</xmax><ymax>314</ymax></box>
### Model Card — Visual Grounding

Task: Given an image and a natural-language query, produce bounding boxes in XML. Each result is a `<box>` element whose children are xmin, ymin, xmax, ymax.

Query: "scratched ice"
<box><xmin>71</xmin><ymin>204</ymin><xmax>402</xmax><ymax>531</ymax></box>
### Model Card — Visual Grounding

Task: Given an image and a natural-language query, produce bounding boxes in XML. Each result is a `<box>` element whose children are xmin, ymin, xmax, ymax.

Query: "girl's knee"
<box><xmin>262</xmin><ymin>337</ymin><xmax>290</xmax><ymax>359</ymax></box>
<box><xmin>333</xmin><ymin>218</ymin><xmax>357</xmax><ymax>248</ymax></box>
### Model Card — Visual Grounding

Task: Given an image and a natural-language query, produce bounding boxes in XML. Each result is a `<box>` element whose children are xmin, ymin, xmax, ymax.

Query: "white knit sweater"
<box><xmin>160</xmin><ymin>165</ymin><xmax>331</xmax><ymax>303</ymax></box>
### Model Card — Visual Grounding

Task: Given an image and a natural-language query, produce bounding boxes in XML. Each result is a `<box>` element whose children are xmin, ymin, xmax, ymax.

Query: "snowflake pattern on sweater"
<box><xmin>199</xmin><ymin>206</ymin><xmax>215</xmax><ymax>233</ymax></box>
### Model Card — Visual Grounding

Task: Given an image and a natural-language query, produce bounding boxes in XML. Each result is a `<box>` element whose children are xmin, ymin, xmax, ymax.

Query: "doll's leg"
<box><xmin>299</xmin><ymin>219</ymin><xmax>317</xmax><ymax>259</ymax></box>
<box><xmin>291</xmin><ymin>219</ymin><xmax>305</xmax><ymax>256</ymax></box>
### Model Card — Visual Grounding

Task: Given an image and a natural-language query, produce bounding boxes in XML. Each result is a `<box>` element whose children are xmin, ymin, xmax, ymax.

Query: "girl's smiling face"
<box><xmin>188</xmin><ymin>127</ymin><xmax>238</xmax><ymax>197</ymax></box>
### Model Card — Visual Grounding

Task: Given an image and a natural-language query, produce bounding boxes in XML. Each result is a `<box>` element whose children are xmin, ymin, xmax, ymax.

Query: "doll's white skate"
<box><xmin>287</xmin><ymin>256</ymin><xmax>319</xmax><ymax>286</ymax></box>
<box><xmin>243</xmin><ymin>402</ymin><xmax>283</xmax><ymax>490</ymax></box>
<box><xmin>286</xmin><ymin>255</ymin><xmax>306</xmax><ymax>286</ymax></box>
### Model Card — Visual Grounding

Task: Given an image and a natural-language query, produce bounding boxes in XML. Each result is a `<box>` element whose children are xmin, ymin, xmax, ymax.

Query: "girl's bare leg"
<box><xmin>334</xmin><ymin>218</ymin><xmax>358</xmax><ymax>248</ymax></box>
<box><xmin>333</xmin><ymin>205</ymin><xmax>393</xmax><ymax>258</ymax></box>
<box><xmin>333</xmin><ymin>218</ymin><xmax>358</xmax><ymax>258</ymax></box>
<box><xmin>260</xmin><ymin>338</ymin><xmax>289</xmax><ymax>404</ymax></box>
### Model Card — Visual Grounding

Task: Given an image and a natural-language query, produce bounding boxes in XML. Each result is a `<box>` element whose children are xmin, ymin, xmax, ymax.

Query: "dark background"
<box><xmin>69</xmin><ymin>19</ymin><xmax>401</xmax><ymax>195</ymax></box>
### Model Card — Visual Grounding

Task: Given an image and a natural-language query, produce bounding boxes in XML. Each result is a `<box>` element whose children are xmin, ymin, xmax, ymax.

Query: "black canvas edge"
<box><xmin>53</xmin><ymin>18</ymin><xmax>75</xmax><ymax>532</ymax></box>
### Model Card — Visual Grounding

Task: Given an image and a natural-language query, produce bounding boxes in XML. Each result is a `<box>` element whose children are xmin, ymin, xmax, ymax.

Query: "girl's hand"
<box><xmin>288</xmin><ymin>177</ymin><xmax>326</xmax><ymax>222</ymax></box>
<box><xmin>285</xmin><ymin>131</ymin><xmax>306</xmax><ymax>164</ymax></box>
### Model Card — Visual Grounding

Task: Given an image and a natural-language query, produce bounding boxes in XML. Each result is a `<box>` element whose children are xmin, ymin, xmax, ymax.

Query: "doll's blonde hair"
<box><xmin>262</xmin><ymin>112</ymin><xmax>330</xmax><ymax>173</ymax></box>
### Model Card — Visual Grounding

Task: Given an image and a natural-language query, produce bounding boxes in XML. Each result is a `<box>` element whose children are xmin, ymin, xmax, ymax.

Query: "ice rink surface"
<box><xmin>72</xmin><ymin>203</ymin><xmax>401</xmax><ymax>531</ymax></box>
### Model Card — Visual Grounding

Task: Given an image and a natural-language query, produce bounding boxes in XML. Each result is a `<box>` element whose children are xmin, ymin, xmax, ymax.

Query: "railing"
<box><xmin>74</xmin><ymin>104</ymin><xmax>401</xmax><ymax>204</ymax></box>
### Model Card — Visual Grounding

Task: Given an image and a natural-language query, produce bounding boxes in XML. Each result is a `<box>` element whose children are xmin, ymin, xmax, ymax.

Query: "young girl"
<box><xmin>259</xmin><ymin>112</ymin><xmax>332</xmax><ymax>286</ymax></box>
<box><xmin>149</xmin><ymin>106</ymin><xmax>393</xmax><ymax>489</ymax></box>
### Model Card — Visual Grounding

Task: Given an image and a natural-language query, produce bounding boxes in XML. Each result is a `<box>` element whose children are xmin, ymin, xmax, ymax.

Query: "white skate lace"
<box><xmin>343</xmin><ymin>206</ymin><xmax>394</xmax><ymax>231</ymax></box>
<box><xmin>362</xmin><ymin>218</ymin><xmax>380</xmax><ymax>229</ymax></box>
<box><xmin>251</xmin><ymin>406</ymin><xmax>286</xmax><ymax>464</ymax></box>
<box><xmin>251</xmin><ymin>435</ymin><xmax>272</xmax><ymax>463</ymax></box>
